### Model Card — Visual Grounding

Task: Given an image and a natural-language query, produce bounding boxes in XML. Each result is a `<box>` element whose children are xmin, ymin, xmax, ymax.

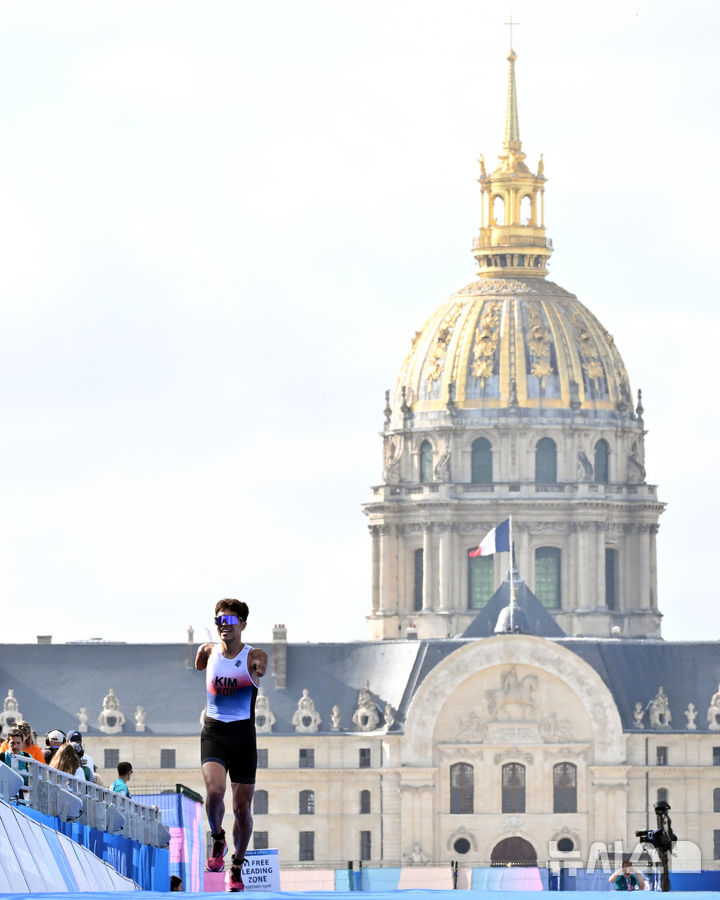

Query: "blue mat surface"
<box><xmin>1</xmin><ymin>892</ymin><xmax>720</xmax><ymax>899</ymax></box>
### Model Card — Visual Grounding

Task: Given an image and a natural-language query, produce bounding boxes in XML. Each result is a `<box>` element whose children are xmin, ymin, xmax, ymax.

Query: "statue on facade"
<box><xmin>292</xmin><ymin>689</ymin><xmax>322</xmax><ymax>733</ymax></box>
<box><xmin>577</xmin><ymin>450</ymin><xmax>593</xmax><ymax>481</ymax></box>
<box><xmin>403</xmin><ymin>842</ymin><xmax>430</xmax><ymax>865</ymax></box>
<box><xmin>330</xmin><ymin>705</ymin><xmax>342</xmax><ymax>732</ymax></box>
<box><xmin>0</xmin><ymin>689</ymin><xmax>21</xmax><ymax>731</ymax></box>
<box><xmin>98</xmin><ymin>688</ymin><xmax>126</xmax><ymax>734</ymax></box>
<box><xmin>632</xmin><ymin>702</ymin><xmax>645</xmax><ymax>728</ymax></box>
<box><xmin>254</xmin><ymin>687</ymin><xmax>276</xmax><ymax>734</ymax></box>
<box><xmin>648</xmin><ymin>686</ymin><xmax>671</xmax><ymax>729</ymax></box>
<box><xmin>384</xmin><ymin>704</ymin><xmax>395</xmax><ymax>728</ymax></box>
<box><xmin>76</xmin><ymin>707</ymin><xmax>89</xmax><ymax>733</ymax></box>
<box><xmin>433</xmin><ymin>441</ymin><xmax>451</xmax><ymax>482</ymax></box>
<box><xmin>707</xmin><ymin>684</ymin><xmax>720</xmax><ymax>731</ymax></box>
<box><xmin>352</xmin><ymin>682</ymin><xmax>380</xmax><ymax>732</ymax></box>
<box><xmin>684</xmin><ymin>703</ymin><xmax>697</xmax><ymax>730</ymax></box>
<box><xmin>134</xmin><ymin>706</ymin><xmax>146</xmax><ymax>732</ymax></box>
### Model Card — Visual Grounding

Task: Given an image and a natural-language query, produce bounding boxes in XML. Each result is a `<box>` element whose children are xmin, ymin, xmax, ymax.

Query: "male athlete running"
<box><xmin>196</xmin><ymin>598</ymin><xmax>268</xmax><ymax>892</ymax></box>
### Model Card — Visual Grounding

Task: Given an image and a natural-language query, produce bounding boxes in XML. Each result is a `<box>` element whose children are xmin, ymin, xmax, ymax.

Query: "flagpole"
<box><xmin>509</xmin><ymin>514</ymin><xmax>514</xmax><ymax>631</ymax></box>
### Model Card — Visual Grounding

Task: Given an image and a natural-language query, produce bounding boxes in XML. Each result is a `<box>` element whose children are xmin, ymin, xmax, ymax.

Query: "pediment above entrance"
<box><xmin>402</xmin><ymin>635</ymin><xmax>624</xmax><ymax>765</ymax></box>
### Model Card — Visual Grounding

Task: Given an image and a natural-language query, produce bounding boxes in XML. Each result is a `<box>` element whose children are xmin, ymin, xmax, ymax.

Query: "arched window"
<box><xmin>657</xmin><ymin>788</ymin><xmax>668</xmax><ymax>805</ymax></box>
<box><xmin>450</xmin><ymin>762</ymin><xmax>474</xmax><ymax>814</ymax></box>
<box><xmin>413</xmin><ymin>548</ymin><xmax>423</xmax><ymax>611</ymax></box>
<box><xmin>471</xmin><ymin>438</ymin><xmax>493</xmax><ymax>483</ymax></box>
<box><xmin>521</xmin><ymin>194</ymin><xmax>532</xmax><ymax>225</ymax></box>
<box><xmin>553</xmin><ymin>763</ymin><xmax>577</xmax><ymax>813</ymax></box>
<box><xmin>535</xmin><ymin>547</ymin><xmax>561</xmax><ymax>608</ymax></box>
<box><xmin>535</xmin><ymin>438</ymin><xmax>557</xmax><ymax>483</ymax></box>
<box><xmin>299</xmin><ymin>790</ymin><xmax>315</xmax><ymax>815</ymax></box>
<box><xmin>468</xmin><ymin>553</ymin><xmax>493</xmax><ymax>608</ymax></box>
<box><xmin>254</xmin><ymin>790</ymin><xmax>268</xmax><ymax>815</ymax></box>
<box><xmin>714</xmin><ymin>788</ymin><xmax>720</xmax><ymax>813</ymax></box>
<box><xmin>419</xmin><ymin>441</ymin><xmax>433</xmax><ymax>483</ymax></box>
<box><xmin>594</xmin><ymin>439</ymin><xmax>609</xmax><ymax>483</ymax></box>
<box><xmin>493</xmin><ymin>195</ymin><xmax>505</xmax><ymax>226</ymax></box>
<box><xmin>360</xmin><ymin>790</ymin><xmax>371</xmax><ymax>814</ymax></box>
<box><xmin>605</xmin><ymin>548</ymin><xmax>618</xmax><ymax>610</ymax></box>
<box><xmin>502</xmin><ymin>763</ymin><xmax>525</xmax><ymax>813</ymax></box>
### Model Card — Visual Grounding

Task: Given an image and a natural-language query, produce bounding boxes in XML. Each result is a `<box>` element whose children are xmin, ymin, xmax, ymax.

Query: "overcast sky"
<box><xmin>0</xmin><ymin>0</ymin><xmax>717</xmax><ymax>647</ymax></box>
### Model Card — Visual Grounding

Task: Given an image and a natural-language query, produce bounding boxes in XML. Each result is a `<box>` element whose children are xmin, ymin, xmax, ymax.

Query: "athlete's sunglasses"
<box><xmin>214</xmin><ymin>614</ymin><xmax>242</xmax><ymax>626</ymax></box>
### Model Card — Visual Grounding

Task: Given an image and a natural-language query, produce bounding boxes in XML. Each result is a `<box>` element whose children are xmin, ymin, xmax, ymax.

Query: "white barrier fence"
<box><xmin>0</xmin><ymin>755</ymin><xmax>170</xmax><ymax>848</ymax></box>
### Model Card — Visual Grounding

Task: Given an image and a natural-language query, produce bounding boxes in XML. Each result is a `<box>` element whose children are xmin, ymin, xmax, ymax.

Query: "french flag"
<box><xmin>469</xmin><ymin>519</ymin><xmax>510</xmax><ymax>557</ymax></box>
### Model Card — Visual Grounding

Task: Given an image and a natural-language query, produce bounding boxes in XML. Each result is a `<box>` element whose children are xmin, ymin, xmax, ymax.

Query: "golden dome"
<box><xmin>392</xmin><ymin>276</ymin><xmax>634</xmax><ymax>425</ymax></box>
<box><xmin>391</xmin><ymin>49</ymin><xmax>636</xmax><ymax>429</ymax></box>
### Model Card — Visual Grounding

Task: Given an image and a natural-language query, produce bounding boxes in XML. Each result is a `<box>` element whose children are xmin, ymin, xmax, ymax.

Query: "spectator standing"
<box><xmin>44</xmin><ymin>729</ymin><xmax>66</xmax><ymax>764</ymax></box>
<box><xmin>49</xmin><ymin>743</ymin><xmax>85</xmax><ymax>779</ymax></box>
<box><xmin>111</xmin><ymin>761</ymin><xmax>133</xmax><ymax>796</ymax></box>
<box><xmin>67</xmin><ymin>730</ymin><xmax>96</xmax><ymax>775</ymax></box>
<box><xmin>69</xmin><ymin>742</ymin><xmax>93</xmax><ymax>781</ymax></box>
<box><xmin>17</xmin><ymin>722</ymin><xmax>44</xmax><ymax>762</ymax></box>
<box><xmin>0</xmin><ymin>722</ymin><xmax>42</xmax><ymax>760</ymax></box>
<box><xmin>0</xmin><ymin>728</ymin><xmax>32</xmax><ymax>789</ymax></box>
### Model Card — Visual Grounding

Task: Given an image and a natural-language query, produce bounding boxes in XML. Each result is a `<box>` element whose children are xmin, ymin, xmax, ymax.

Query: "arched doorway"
<box><xmin>491</xmin><ymin>836</ymin><xmax>537</xmax><ymax>867</ymax></box>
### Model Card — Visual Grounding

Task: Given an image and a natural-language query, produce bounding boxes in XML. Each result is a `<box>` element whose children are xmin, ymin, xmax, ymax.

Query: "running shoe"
<box><xmin>226</xmin><ymin>855</ymin><xmax>245</xmax><ymax>892</ymax></box>
<box><xmin>206</xmin><ymin>830</ymin><xmax>227</xmax><ymax>872</ymax></box>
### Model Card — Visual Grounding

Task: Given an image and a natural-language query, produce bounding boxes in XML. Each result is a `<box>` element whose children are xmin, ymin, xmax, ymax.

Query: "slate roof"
<box><xmin>0</xmin><ymin>633</ymin><xmax>718</xmax><ymax>738</ymax></box>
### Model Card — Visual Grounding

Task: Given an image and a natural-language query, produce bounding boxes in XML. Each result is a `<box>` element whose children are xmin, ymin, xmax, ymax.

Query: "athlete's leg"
<box><xmin>202</xmin><ymin>760</ymin><xmax>228</xmax><ymax>833</ymax></box>
<box><xmin>230</xmin><ymin>782</ymin><xmax>255</xmax><ymax>861</ymax></box>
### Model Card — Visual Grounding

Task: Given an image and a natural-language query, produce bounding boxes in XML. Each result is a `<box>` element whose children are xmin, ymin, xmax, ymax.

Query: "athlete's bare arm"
<box><xmin>248</xmin><ymin>648</ymin><xmax>268</xmax><ymax>679</ymax></box>
<box><xmin>195</xmin><ymin>642</ymin><xmax>215</xmax><ymax>670</ymax></box>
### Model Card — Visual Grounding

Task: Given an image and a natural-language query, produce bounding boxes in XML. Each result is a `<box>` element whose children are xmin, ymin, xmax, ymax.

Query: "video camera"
<box><xmin>635</xmin><ymin>800</ymin><xmax>677</xmax><ymax>852</ymax></box>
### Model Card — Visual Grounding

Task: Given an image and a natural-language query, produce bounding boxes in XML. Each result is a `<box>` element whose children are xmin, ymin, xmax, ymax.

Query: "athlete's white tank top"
<box><xmin>205</xmin><ymin>644</ymin><xmax>259</xmax><ymax>723</ymax></box>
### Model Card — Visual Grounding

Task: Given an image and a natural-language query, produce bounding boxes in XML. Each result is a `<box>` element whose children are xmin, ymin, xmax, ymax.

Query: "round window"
<box><xmin>557</xmin><ymin>838</ymin><xmax>574</xmax><ymax>852</ymax></box>
<box><xmin>453</xmin><ymin>838</ymin><xmax>471</xmax><ymax>854</ymax></box>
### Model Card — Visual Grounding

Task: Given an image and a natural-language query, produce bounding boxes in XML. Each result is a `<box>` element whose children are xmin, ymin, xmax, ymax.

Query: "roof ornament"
<box><xmin>636</xmin><ymin>388</ymin><xmax>644</xmax><ymax>419</ymax></box>
<box><xmin>75</xmin><ymin>707</ymin><xmax>89</xmax><ymax>734</ymax></box>
<box><xmin>648</xmin><ymin>686</ymin><xmax>671</xmax><ymax>729</ymax></box>
<box><xmin>98</xmin><ymin>688</ymin><xmax>126</xmax><ymax>735</ymax></box>
<box><xmin>352</xmin><ymin>681</ymin><xmax>380</xmax><ymax>732</ymax></box>
<box><xmin>0</xmin><ymin>689</ymin><xmax>22</xmax><ymax>732</ymax></box>
<box><xmin>292</xmin><ymin>689</ymin><xmax>322</xmax><ymax>733</ymax></box>
<box><xmin>255</xmin><ymin>687</ymin><xmax>276</xmax><ymax>734</ymax></box>
<box><xmin>383</xmin><ymin>389</ymin><xmax>392</xmax><ymax>430</ymax></box>
<box><xmin>330</xmin><ymin>704</ymin><xmax>342</xmax><ymax>732</ymax></box>
<box><xmin>707</xmin><ymin>684</ymin><xmax>720</xmax><ymax>731</ymax></box>
<box><xmin>684</xmin><ymin>703</ymin><xmax>697</xmax><ymax>730</ymax></box>
<box><xmin>632</xmin><ymin>702</ymin><xmax>645</xmax><ymax>728</ymax></box>
<box><xmin>134</xmin><ymin>706</ymin><xmax>146</xmax><ymax>733</ymax></box>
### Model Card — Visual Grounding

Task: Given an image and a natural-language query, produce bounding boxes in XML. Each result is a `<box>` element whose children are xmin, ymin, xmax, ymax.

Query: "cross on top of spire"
<box><xmin>503</xmin><ymin>13</ymin><xmax>519</xmax><ymax>51</ymax></box>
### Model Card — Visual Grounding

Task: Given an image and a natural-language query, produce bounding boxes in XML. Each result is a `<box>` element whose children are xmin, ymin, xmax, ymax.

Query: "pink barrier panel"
<box><xmin>398</xmin><ymin>865</ymin><xmax>454</xmax><ymax>889</ymax></box>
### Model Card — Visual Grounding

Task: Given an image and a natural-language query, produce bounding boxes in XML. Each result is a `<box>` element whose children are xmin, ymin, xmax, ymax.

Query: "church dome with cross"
<box><xmin>364</xmin><ymin>48</ymin><xmax>665</xmax><ymax>642</ymax></box>
<box><xmin>390</xmin><ymin>48</ymin><xmax>636</xmax><ymax>429</ymax></box>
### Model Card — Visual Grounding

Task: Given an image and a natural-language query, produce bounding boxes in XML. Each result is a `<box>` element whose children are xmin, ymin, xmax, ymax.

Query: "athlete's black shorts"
<box><xmin>200</xmin><ymin>716</ymin><xmax>257</xmax><ymax>784</ymax></box>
